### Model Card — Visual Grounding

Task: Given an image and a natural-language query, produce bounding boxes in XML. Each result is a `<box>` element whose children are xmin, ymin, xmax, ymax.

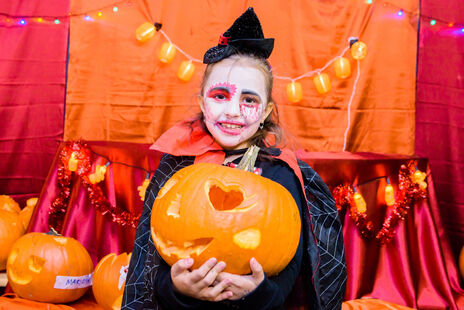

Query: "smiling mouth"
<box><xmin>216</xmin><ymin>122</ymin><xmax>246</xmax><ymax>134</ymax></box>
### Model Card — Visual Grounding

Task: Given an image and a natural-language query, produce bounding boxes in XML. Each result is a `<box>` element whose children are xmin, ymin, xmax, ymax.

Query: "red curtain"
<box><xmin>0</xmin><ymin>1</ymin><xmax>69</xmax><ymax>206</ymax></box>
<box><xmin>415</xmin><ymin>0</ymin><xmax>464</xmax><ymax>258</ymax></box>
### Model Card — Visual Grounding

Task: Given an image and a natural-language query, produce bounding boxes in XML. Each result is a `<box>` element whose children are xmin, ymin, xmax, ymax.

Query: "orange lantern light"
<box><xmin>89</xmin><ymin>165</ymin><xmax>107</xmax><ymax>184</ymax></box>
<box><xmin>412</xmin><ymin>170</ymin><xmax>426</xmax><ymax>183</ymax></box>
<box><xmin>135</xmin><ymin>22</ymin><xmax>156</xmax><ymax>43</ymax></box>
<box><xmin>353</xmin><ymin>191</ymin><xmax>367</xmax><ymax>213</ymax></box>
<box><xmin>351</xmin><ymin>41</ymin><xmax>367</xmax><ymax>60</ymax></box>
<box><xmin>286</xmin><ymin>81</ymin><xmax>303</xmax><ymax>103</ymax></box>
<box><xmin>137</xmin><ymin>178</ymin><xmax>151</xmax><ymax>201</ymax></box>
<box><xmin>68</xmin><ymin>153</ymin><xmax>78</xmax><ymax>172</ymax></box>
<box><xmin>158</xmin><ymin>43</ymin><xmax>176</xmax><ymax>63</ymax></box>
<box><xmin>177</xmin><ymin>60</ymin><xmax>196</xmax><ymax>82</ymax></box>
<box><xmin>313</xmin><ymin>73</ymin><xmax>331</xmax><ymax>94</ymax></box>
<box><xmin>384</xmin><ymin>184</ymin><xmax>395</xmax><ymax>207</ymax></box>
<box><xmin>334</xmin><ymin>57</ymin><xmax>351</xmax><ymax>79</ymax></box>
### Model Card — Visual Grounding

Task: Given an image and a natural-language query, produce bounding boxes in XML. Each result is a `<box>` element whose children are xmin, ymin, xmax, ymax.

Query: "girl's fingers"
<box><xmin>190</xmin><ymin>257</ymin><xmax>217</xmax><ymax>282</ymax></box>
<box><xmin>213</xmin><ymin>290</ymin><xmax>234</xmax><ymax>302</ymax></box>
<box><xmin>171</xmin><ymin>258</ymin><xmax>194</xmax><ymax>278</ymax></box>
<box><xmin>199</xmin><ymin>261</ymin><xmax>226</xmax><ymax>287</ymax></box>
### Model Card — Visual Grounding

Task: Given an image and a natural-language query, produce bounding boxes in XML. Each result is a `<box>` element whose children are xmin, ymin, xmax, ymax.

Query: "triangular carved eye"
<box><xmin>208</xmin><ymin>184</ymin><xmax>244</xmax><ymax>211</ymax></box>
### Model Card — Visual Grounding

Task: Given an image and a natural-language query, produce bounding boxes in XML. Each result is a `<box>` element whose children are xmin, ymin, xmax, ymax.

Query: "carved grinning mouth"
<box><xmin>151</xmin><ymin>229</ymin><xmax>213</xmax><ymax>259</ymax></box>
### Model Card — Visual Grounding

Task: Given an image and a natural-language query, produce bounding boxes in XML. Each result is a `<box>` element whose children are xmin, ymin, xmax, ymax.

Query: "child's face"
<box><xmin>200</xmin><ymin>60</ymin><xmax>271</xmax><ymax>150</ymax></box>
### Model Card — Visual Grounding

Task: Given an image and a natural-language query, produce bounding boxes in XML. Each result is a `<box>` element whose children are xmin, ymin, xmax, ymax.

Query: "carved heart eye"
<box><xmin>205</xmin><ymin>179</ymin><xmax>259</xmax><ymax>212</ymax></box>
<box><xmin>208</xmin><ymin>183</ymin><xmax>244</xmax><ymax>211</ymax></box>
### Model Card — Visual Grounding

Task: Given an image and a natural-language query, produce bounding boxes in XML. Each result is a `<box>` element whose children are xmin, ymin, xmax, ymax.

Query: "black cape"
<box><xmin>122</xmin><ymin>153</ymin><xmax>346</xmax><ymax>310</ymax></box>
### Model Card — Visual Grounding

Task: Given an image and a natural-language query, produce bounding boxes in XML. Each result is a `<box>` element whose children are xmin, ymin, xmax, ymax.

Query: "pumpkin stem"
<box><xmin>236</xmin><ymin>145</ymin><xmax>260</xmax><ymax>172</ymax></box>
<box><xmin>46</xmin><ymin>227</ymin><xmax>61</xmax><ymax>236</ymax></box>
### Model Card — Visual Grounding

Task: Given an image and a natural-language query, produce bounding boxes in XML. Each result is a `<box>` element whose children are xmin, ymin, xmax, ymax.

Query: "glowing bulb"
<box><xmin>68</xmin><ymin>153</ymin><xmax>78</xmax><ymax>171</ymax></box>
<box><xmin>54</xmin><ymin>19</ymin><xmax>60</xmax><ymax>24</ymax></box>
<box><xmin>177</xmin><ymin>61</ymin><xmax>196</xmax><ymax>81</ymax></box>
<box><xmin>430</xmin><ymin>20</ymin><xmax>436</xmax><ymax>26</ymax></box>
<box><xmin>353</xmin><ymin>192</ymin><xmax>367</xmax><ymax>213</ymax></box>
<box><xmin>113</xmin><ymin>6</ymin><xmax>118</xmax><ymax>12</ymax></box>
<box><xmin>461</xmin><ymin>28</ymin><xmax>464</xmax><ymax>33</ymax></box>
<box><xmin>366</xmin><ymin>0</ymin><xmax>373</xmax><ymax>4</ymax></box>
<box><xmin>397</xmin><ymin>10</ymin><xmax>404</xmax><ymax>17</ymax></box>
<box><xmin>97</xmin><ymin>12</ymin><xmax>103</xmax><ymax>17</ymax></box>
<box><xmin>37</xmin><ymin>17</ymin><xmax>43</xmax><ymax>23</ymax></box>
<box><xmin>19</xmin><ymin>19</ymin><xmax>26</xmax><ymax>25</ymax></box>
<box><xmin>385</xmin><ymin>184</ymin><xmax>395</xmax><ymax>207</ymax></box>
<box><xmin>448</xmin><ymin>23</ymin><xmax>454</xmax><ymax>27</ymax></box>
<box><xmin>286</xmin><ymin>81</ymin><xmax>303</xmax><ymax>103</ymax></box>
<box><xmin>158</xmin><ymin>43</ymin><xmax>176</xmax><ymax>63</ymax></box>
<box><xmin>84</xmin><ymin>15</ymin><xmax>91</xmax><ymax>21</ymax></box>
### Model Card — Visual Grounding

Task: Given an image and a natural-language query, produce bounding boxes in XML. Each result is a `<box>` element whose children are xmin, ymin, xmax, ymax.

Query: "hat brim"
<box><xmin>203</xmin><ymin>38</ymin><xmax>274</xmax><ymax>64</ymax></box>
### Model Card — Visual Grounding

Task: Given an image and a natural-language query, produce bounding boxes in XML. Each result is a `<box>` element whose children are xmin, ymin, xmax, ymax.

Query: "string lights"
<box><xmin>332</xmin><ymin>162</ymin><xmax>428</xmax><ymax>244</ymax></box>
<box><xmin>50</xmin><ymin>141</ymin><xmax>155</xmax><ymax>231</ymax></box>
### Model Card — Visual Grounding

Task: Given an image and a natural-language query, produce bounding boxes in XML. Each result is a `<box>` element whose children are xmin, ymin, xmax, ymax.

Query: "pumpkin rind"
<box><xmin>0</xmin><ymin>195</ymin><xmax>21</xmax><ymax>213</ymax></box>
<box><xmin>151</xmin><ymin>163</ymin><xmax>301</xmax><ymax>275</ymax></box>
<box><xmin>0</xmin><ymin>210</ymin><xmax>25</xmax><ymax>270</ymax></box>
<box><xmin>92</xmin><ymin>252</ymin><xmax>131</xmax><ymax>310</ymax></box>
<box><xmin>6</xmin><ymin>231</ymin><xmax>94</xmax><ymax>303</ymax></box>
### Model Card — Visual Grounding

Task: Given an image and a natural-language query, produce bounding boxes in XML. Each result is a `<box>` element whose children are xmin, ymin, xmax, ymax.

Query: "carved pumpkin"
<box><xmin>92</xmin><ymin>252</ymin><xmax>131</xmax><ymax>310</ymax></box>
<box><xmin>6</xmin><ymin>229</ymin><xmax>94</xmax><ymax>303</ymax></box>
<box><xmin>459</xmin><ymin>246</ymin><xmax>464</xmax><ymax>280</ymax></box>
<box><xmin>0</xmin><ymin>210</ymin><xmax>25</xmax><ymax>270</ymax></box>
<box><xmin>151</xmin><ymin>149</ymin><xmax>301</xmax><ymax>276</ymax></box>
<box><xmin>19</xmin><ymin>197</ymin><xmax>38</xmax><ymax>230</ymax></box>
<box><xmin>0</xmin><ymin>195</ymin><xmax>21</xmax><ymax>213</ymax></box>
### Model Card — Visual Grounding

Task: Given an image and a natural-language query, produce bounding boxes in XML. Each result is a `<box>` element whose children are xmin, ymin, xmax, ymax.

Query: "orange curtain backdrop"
<box><xmin>65</xmin><ymin>0</ymin><xmax>417</xmax><ymax>154</ymax></box>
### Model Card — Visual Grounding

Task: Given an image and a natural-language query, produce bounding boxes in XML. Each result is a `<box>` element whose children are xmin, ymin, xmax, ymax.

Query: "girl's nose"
<box><xmin>224</xmin><ymin>98</ymin><xmax>241</xmax><ymax>118</ymax></box>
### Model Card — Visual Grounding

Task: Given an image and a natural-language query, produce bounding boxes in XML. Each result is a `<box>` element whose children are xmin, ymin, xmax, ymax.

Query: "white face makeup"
<box><xmin>200</xmin><ymin>60</ymin><xmax>271</xmax><ymax>150</ymax></box>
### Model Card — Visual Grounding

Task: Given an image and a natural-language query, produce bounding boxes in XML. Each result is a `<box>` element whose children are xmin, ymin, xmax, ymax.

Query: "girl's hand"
<box><xmin>171</xmin><ymin>257</ymin><xmax>233</xmax><ymax>301</ymax></box>
<box><xmin>216</xmin><ymin>258</ymin><xmax>265</xmax><ymax>300</ymax></box>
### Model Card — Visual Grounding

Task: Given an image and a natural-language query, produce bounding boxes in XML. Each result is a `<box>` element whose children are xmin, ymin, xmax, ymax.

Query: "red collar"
<box><xmin>150</xmin><ymin>119</ymin><xmax>304</xmax><ymax>186</ymax></box>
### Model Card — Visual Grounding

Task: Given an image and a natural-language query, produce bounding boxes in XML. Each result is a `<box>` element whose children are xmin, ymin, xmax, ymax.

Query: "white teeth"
<box><xmin>221</xmin><ymin>123</ymin><xmax>242</xmax><ymax>129</ymax></box>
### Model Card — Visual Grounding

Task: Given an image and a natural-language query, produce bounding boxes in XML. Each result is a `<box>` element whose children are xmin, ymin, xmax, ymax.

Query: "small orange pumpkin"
<box><xmin>92</xmin><ymin>252</ymin><xmax>131</xmax><ymax>310</ymax></box>
<box><xmin>459</xmin><ymin>246</ymin><xmax>464</xmax><ymax>280</ymax></box>
<box><xmin>151</xmin><ymin>147</ymin><xmax>301</xmax><ymax>275</ymax></box>
<box><xmin>7</xmin><ymin>228</ymin><xmax>94</xmax><ymax>303</ymax></box>
<box><xmin>18</xmin><ymin>197</ymin><xmax>38</xmax><ymax>230</ymax></box>
<box><xmin>0</xmin><ymin>195</ymin><xmax>21</xmax><ymax>213</ymax></box>
<box><xmin>0</xmin><ymin>210</ymin><xmax>25</xmax><ymax>270</ymax></box>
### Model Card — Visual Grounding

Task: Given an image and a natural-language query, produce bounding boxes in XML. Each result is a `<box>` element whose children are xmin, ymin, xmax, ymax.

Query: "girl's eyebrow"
<box><xmin>241</xmin><ymin>89</ymin><xmax>261</xmax><ymax>100</ymax></box>
<box><xmin>208</xmin><ymin>87</ymin><xmax>230</xmax><ymax>93</ymax></box>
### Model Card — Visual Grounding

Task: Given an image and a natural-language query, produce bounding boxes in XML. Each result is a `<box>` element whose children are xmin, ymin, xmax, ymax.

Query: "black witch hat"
<box><xmin>203</xmin><ymin>7</ymin><xmax>274</xmax><ymax>64</ymax></box>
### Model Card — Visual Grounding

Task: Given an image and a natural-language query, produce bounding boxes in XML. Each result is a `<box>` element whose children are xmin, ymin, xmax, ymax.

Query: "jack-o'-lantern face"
<box><xmin>6</xmin><ymin>231</ymin><xmax>94</xmax><ymax>304</ymax></box>
<box><xmin>151</xmin><ymin>163</ymin><xmax>301</xmax><ymax>275</ymax></box>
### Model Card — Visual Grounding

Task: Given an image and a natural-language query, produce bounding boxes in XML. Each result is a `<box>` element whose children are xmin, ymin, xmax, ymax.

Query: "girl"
<box><xmin>122</xmin><ymin>8</ymin><xmax>346</xmax><ymax>310</ymax></box>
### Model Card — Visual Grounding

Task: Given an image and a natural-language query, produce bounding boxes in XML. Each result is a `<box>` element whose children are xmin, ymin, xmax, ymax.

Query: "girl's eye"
<box><xmin>243</xmin><ymin>97</ymin><xmax>258</xmax><ymax>104</ymax></box>
<box><xmin>215</xmin><ymin>94</ymin><xmax>226</xmax><ymax>100</ymax></box>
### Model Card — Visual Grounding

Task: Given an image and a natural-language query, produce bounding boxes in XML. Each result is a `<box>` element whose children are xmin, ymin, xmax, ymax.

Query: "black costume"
<box><xmin>122</xmin><ymin>150</ymin><xmax>346</xmax><ymax>309</ymax></box>
<box><xmin>122</xmin><ymin>7</ymin><xmax>346</xmax><ymax>309</ymax></box>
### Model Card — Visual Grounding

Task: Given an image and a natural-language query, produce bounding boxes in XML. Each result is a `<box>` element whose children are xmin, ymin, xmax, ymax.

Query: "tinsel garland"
<box><xmin>49</xmin><ymin>141</ymin><xmax>140</xmax><ymax>232</ymax></box>
<box><xmin>333</xmin><ymin>162</ymin><xmax>428</xmax><ymax>244</ymax></box>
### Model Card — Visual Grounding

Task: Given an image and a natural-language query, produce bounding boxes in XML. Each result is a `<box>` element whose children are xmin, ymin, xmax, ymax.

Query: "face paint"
<box><xmin>201</xmin><ymin>59</ymin><xmax>269</xmax><ymax>150</ymax></box>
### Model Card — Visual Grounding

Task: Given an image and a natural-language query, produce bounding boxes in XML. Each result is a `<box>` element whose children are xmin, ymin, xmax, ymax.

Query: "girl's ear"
<box><xmin>261</xmin><ymin>102</ymin><xmax>274</xmax><ymax>122</ymax></box>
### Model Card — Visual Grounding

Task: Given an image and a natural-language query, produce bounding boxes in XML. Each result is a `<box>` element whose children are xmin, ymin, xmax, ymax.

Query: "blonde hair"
<box><xmin>195</xmin><ymin>53</ymin><xmax>285</xmax><ymax>148</ymax></box>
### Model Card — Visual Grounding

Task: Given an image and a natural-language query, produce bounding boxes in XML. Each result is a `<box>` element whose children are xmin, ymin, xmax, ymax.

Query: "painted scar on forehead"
<box><xmin>240</xmin><ymin>103</ymin><xmax>263</xmax><ymax>123</ymax></box>
<box><xmin>206</xmin><ymin>82</ymin><xmax>237</xmax><ymax>98</ymax></box>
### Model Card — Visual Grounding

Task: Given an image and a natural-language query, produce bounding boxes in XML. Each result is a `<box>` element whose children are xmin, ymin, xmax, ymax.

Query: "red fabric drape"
<box><xmin>415</xmin><ymin>0</ymin><xmax>464</xmax><ymax>258</ymax></box>
<box><xmin>27</xmin><ymin>141</ymin><xmax>464</xmax><ymax>309</ymax></box>
<box><xmin>0</xmin><ymin>1</ymin><xmax>69</xmax><ymax>206</ymax></box>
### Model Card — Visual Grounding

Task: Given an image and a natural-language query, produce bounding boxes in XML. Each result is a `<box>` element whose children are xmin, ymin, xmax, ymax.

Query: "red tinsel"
<box><xmin>333</xmin><ymin>162</ymin><xmax>428</xmax><ymax>244</ymax></box>
<box><xmin>49</xmin><ymin>141</ymin><xmax>140</xmax><ymax>232</ymax></box>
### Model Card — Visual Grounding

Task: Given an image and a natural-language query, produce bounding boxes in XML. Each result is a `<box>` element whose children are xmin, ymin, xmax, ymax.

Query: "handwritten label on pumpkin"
<box><xmin>54</xmin><ymin>273</ymin><xmax>93</xmax><ymax>289</ymax></box>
